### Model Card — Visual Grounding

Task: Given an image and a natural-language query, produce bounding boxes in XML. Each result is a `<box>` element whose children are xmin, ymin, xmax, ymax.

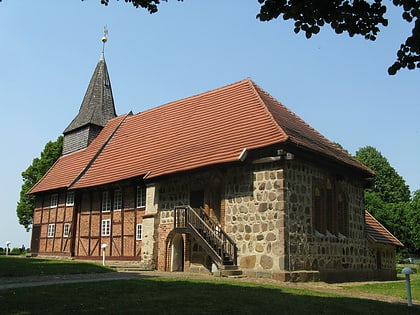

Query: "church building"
<box><xmin>28</xmin><ymin>40</ymin><xmax>402</xmax><ymax>282</ymax></box>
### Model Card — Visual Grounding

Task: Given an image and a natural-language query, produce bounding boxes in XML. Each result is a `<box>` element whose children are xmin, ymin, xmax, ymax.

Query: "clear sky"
<box><xmin>0</xmin><ymin>1</ymin><xmax>418</xmax><ymax>249</ymax></box>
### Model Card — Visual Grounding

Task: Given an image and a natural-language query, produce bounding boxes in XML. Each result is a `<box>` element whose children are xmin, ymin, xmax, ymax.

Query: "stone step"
<box><xmin>213</xmin><ymin>264</ymin><xmax>243</xmax><ymax>277</ymax></box>
<box><xmin>219</xmin><ymin>265</ymin><xmax>239</xmax><ymax>271</ymax></box>
<box><xmin>220</xmin><ymin>269</ymin><xmax>243</xmax><ymax>277</ymax></box>
<box><xmin>110</xmin><ymin>265</ymin><xmax>151</xmax><ymax>272</ymax></box>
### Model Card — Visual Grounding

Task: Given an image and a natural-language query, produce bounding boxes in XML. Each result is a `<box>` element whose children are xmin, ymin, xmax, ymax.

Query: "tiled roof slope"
<box><xmin>72</xmin><ymin>79</ymin><xmax>373</xmax><ymax>189</ymax></box>
<box><xmin>28</xmin><ymin>115</ymin><xmax>128</xmax><ymax>194</ymax></box>
<box><xmin>63</xmin><ymin>56</ymin><xmax>116</xmax><ymax>134</ymax></box>
<box><xmin>365</xmin><ymin>211</ymin><xmax>403</xmax><ymax>246</ymax></box>
<box><xmin>71</xmin><ymin>79</ymin><xmax>288</xmax><ymax>189</ymax></box>
<box><xmin>254</xmin><ymin>83</ymin><xmax>373</xmax><ymax>174</ymax></box>
<box><xmin>30</xmin><ymin>79</ymin><xmax>374</xmax><ymax>193</ymax></box>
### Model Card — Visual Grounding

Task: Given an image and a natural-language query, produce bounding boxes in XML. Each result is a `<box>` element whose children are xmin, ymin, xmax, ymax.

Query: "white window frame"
<box><xmin>136</xmin><ymin>223</ymin><xmax>143</xmax><ymax>240</ymax></box>
<box><xmin>101</xmin><ymin>219</ymin><xmax>111</xmax><ymax>236</ymax></box>
<box><xmin>50</xmin><ymin>194</ymin><xmax>58</xmax><ymax>208</ymax></box>
<box><xmin>102</xmin><ymin>191</ymin><xmax>111</xmax><ymax>212</ymax></box>
<box><xmin>113</xmin><ymin>189</ymin><xmax>122</xmax><ymax>211</ymax></box>
<box><xmin>63</xmin><ymin>223</ymin><xmax>70</xmax><ymax>237</ymax></box>
<box><xmin>66</xmin><ymin>192</ymin><xmax>75</xmax><ymax>206</ymax></box>
<box><xmin>47</xmin><ymin>224</ymin><xmax>55</xmax><ymax>237</ymax></box>
<box><xmin>136</xmin><ymin>186</ymin><xmax>146</xmax><ymax>208</ymax></box>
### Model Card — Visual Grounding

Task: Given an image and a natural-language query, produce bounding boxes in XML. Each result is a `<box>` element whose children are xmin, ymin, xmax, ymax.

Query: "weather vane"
<box><xmin>101</xmin><ymin>26</ymin><xmax>108</xmax><ymax>54</ymax></box>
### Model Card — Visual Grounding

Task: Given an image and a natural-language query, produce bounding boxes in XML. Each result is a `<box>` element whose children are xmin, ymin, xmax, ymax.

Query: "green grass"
<box><xmin>0</xmin><ymin>257</ymin><xmax>419</xmax><ymax>314</ymax></box>
<box><xmin>1</xmin><ymin>278</ymin><xmax>419</xmax><ymax>315</ymax></box>
<box><xmin>341</xmin><ymin>272</ymin><xmax>420</xmax><ymax>301</ymax></box>
<box><xmin>0</xmin><ymin>256</ymin><xmax>112</xmax><ymax>277</ymax></box>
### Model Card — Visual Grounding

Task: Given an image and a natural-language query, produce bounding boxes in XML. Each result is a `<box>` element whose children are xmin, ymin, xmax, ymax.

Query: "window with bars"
<box><xmin>66</xmin><ymin>192</ymin><xmax>74</xmax><ymax>206</ymax></box>
<box><xmin>136</xmin><ymin>186</ymin><xmax>146</xmax><ymax>208</ymax></box>
<box><xmin>102</xmin><ymin>191</ymin><xmax>112</xmax><ymax>212</ymax></box>
<box><xmin>136</xmin><ymin>224</ymin><xmax>143</xmax><ymax>240</ymax></box>
<box><xmin>47</xmin><ymin>224</ymin><xmax>55</xmax><ymax>237</ymax></box>
<box><xmin>101</xmin><ymin>219</ymin><xmax>111</xmax><ymax>236</ymax></box>
<box><xmin>113</xmin><ymin>189</ymin><xmax>122</xmax><ymax>210</ymax></box>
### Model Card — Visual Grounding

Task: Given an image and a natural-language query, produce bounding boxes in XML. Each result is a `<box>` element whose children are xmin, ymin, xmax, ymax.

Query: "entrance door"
<box><xmin>31</xmin><ymin>225</ymin><xmax>41</xmax><ymax>254</ymax></box>
<box><xmin>171</xmin><ymin>234</ymin><xmax>184</xmax><ymax>272</ymax></box>
<box><xmin>190</xmin><ymin>190</ymin><xmax>204</xmax><ymax>208</ymax></box>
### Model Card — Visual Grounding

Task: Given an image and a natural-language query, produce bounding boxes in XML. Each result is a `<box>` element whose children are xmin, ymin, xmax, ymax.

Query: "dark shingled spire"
<box><xmin>64</xmin><ymin>54</ymin><xmax>116</xmax><ymax>133</ymax></box>
<box><xmin>62</xmin><ymin>53</ymin><xmax>117</xmax><ymax>155</ymax></box>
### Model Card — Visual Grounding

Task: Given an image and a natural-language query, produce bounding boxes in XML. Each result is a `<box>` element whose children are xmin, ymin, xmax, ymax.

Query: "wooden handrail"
<box><xmin>174</xmin><ymin>205</ymin><xmax>237</xmax><ymax>266</ymax></box>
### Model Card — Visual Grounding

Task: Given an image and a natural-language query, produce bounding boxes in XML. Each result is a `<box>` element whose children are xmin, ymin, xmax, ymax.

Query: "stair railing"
<box><xmin>174</xmin><ymin>205</ymin><xmax>237</xmax><ymax>266</ymax></box>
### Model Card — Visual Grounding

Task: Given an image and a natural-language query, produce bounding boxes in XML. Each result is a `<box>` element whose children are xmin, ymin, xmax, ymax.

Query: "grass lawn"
<box><xmin>1</xmin><ymin>278</ymin><xmax>419</xmax><ymax>315</ymax></box>
<box><xmin>0</xmin><ymin>256</ymin><xmax>112</xmax><ymax>277</ymax></box>
<box><xmin>0</xmin><ymin>256</ymin><xmax>419</xmax><ymax>314</ymax></box>
<box><xmin>341</xmin><ymin>272</ymin><xmax>420</xmax><ymax>301</ymax></box>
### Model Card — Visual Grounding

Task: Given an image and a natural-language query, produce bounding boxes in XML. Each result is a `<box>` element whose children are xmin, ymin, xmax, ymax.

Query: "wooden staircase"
<box><xmin>174</xmin><ymin>205</ymin><xmax>242</xmax><ymax>276</ymax></box>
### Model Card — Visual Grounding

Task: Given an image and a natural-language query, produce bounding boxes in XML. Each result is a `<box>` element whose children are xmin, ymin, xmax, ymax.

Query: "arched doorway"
<box><xmin>171</xmin><ymin>233</ymin><xmax>184</xmax><ymax>272</ymax></box>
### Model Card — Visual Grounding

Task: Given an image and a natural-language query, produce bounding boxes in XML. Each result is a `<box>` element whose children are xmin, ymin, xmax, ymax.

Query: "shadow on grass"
<box><xmin>0</xmin><ymin>256</ymin><xmax>111</xmax><ymax>277</ymax></box>
<box><xmin>0</xmin><ymin>278</ymin><xmax>418</xmax><ymax>315</ymax></box>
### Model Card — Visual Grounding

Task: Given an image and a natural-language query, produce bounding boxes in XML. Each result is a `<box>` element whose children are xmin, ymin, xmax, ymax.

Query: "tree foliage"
<box><xmin>356</xmin><ymin>146</ymin><xmax>410</xmax><ymax>203</ymax></box>
<box><xmin>16</xmin><ymin>136</ymin><xmax>63</xmax><ymax>230</ymax></box>
<box><xmin>407</xmin><ymin>190</ymin><xmax>420</xmax><ymax>252</ymax></box>
<box><xmin>91</xmin><ymin>0</ymin><xmax>419</xmax><ymax>75</ymax></box>
<box><xmin>356</xmin><ymin>146</ymin><xmax>419</xmax><ymax>254</ymax></box>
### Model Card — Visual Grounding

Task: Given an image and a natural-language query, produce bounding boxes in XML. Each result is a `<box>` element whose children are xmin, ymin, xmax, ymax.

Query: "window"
<box><xmin>136</xmin><ymin>224</ymin><xmax>143</xmax><ymax>240</ymax></box>
<box><xmin>136</xmin><ymin>186</ymin><xmax>146</xmax><ymax>208</ymax></box>
<box><xmin>101</xmin><ymin>219</ymin><xmax>111</xmax><ymax>236</ymax></box>
<box><xmin>312</xmin><ymin>178</ymin><xmax>349</xmax><ymax>236</ymax></box>
<box><xmin>47</xmin><ymin>224</ymin><xmax>55</xmax><ymax>237</ymax></box>
<box><xmin>312</xmin><ymin>186</ymin><xmax>322</xmax><ymax>233</ymax></box>
<box><xmin>50</xmin><ymin>194</ymin><xmax>58</xmax><ymax>208</ymax></box>
<box><xmin>66</xmin><ymin>192</ymin><xmax>74</xmax><ymax>206</ymax></box>
<box><xmin>113</xmin><ymin>189</ymin><xmax>122</xmax><ymax>210</ymax></box>
<box><xmin>326</xmin><ymin>179</ymin><xmax>337</xmax><ymax>235</ymax></box>
<box><xmin>337</xmin><ymin>192</ymin><xmax>349</xmax><ymax>236</ymax></box>
<box><xmin>63</xmin><ymin>223</ymin><xmax>70</xmax><ymax>237</ymax></box>
<box><xmin>102</xmin><ymin>191</ymin><xmax>111</xmax><ymax>212</ymax></box>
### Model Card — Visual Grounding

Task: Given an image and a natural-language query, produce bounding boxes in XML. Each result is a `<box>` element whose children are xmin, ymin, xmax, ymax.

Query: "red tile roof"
<box><xmin>365</xmin><ymin>211</ymin><xmax>403</xmax><ymax>246</ymax></box>
<box><xmin>29</xmin><ymin>114</ymin><xmax>128</xmax><ymax>194</ymax></box>
<box><xmin>30</xmin><ymin>79</ymin><xmax>373</xmax><ymax>193</ymax></box>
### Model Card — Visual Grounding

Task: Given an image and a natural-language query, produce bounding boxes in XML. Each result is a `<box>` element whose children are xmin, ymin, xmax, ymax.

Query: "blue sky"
<box><xmin>0</xmin><ymin>1</ymin><xmax>418</xmax><ymax>248</ymax></box>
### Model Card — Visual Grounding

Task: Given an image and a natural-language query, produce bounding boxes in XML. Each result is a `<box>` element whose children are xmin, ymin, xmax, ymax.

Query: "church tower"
<box><xmin>62</xmin><ymin>30</ymin><xmax>116</xmax><ymax>155</ymax></box>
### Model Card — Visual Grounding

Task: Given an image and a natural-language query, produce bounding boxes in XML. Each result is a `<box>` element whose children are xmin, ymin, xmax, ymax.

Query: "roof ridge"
<box><xmin>68</xmin><ymin>112</ymin><xmax>131</xmax><ymax>189</ymax></box>
<box><xmin>253</xmin><ymin>83</ymin><xmax>373</xmax><ymax>174</ymax></box>
<box><xmin>135</xmin><ymin>79</ymin><xmax>252</xmax><ymax>116</ymax></box>
<box><xmin>246</xmin><ymin>79</ymin><xmax>289</xmax><ymax>142</ymax></box>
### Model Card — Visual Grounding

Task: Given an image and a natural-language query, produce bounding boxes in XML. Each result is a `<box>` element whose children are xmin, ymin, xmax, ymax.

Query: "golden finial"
<box><xmin>101</xmin><ymin>26</ymin><xmax>108</xmax><ymax>55</ymax></box>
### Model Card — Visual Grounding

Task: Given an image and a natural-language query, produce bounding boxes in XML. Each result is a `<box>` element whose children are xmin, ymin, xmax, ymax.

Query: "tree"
<box><xmin>92</xmin><ymin>0</ymin><xmax>419</xmax><ymax>75</ymax></box>
<box><xmin>16</xmin><ymin>136</ymin><xmax>63</xmax><ymax>230</ymax></box>
<box><xmin>356</xmin><ymin>146</ymin><xmax>410</xmax><ymax>203</ymax></box>
<box><xmin>355</xmin><ymin>146</ymin><xmax>420</xmax><ymax>253</ymax></box>
<box><xmin>407</xmin><ymin>190</ymin><xmax>420</xmax><ymax>253</ymax></box>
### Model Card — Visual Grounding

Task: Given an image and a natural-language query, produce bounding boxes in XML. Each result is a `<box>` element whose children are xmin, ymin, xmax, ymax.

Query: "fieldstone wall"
<box><xmin>224</xmin><ymin>163</ymin><xmax>288</xmax><ymax>278</ymax></box>
<box><xmin>147</xmin><ymin>160</ymin><xmax>394</xmax><ymax>281</ymax></box>
<box><xmin>285</xmin><ymin>160</ymin><xmax>369</xmax><ymax>275</ymax></box>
